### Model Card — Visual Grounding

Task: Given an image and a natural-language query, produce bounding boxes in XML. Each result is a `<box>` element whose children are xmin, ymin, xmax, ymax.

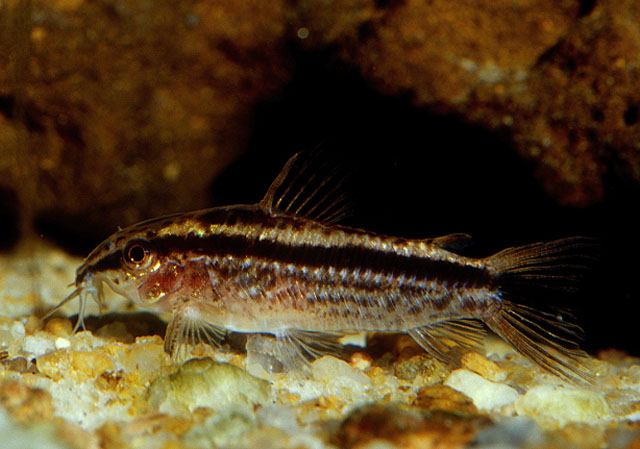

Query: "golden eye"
<box><xmin>124</xmin><ymin>240</ymin><xmax>152</xmax><ymax>268</ymax></box>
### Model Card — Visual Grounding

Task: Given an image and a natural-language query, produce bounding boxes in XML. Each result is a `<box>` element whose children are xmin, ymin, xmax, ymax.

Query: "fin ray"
<box><xmin>275</xmin><ymin>329</ymin><xmax>345</xmax><ymax>373</ymax></box>
<box><xmin>409</xmin><ymin>319</ymin><xmax>486</xmax><ymax>365</ymax></box>
<box><xmin>259</xmin><ymin>150</ymin><xmax>352</xmax><ymax>224</ymax></box>
<box><xmin>164</xmin><ymin>309</ymin><xmax>226</xmax><ymax>361</ymax></box>
<box><xmin>485</xmin><ymin>307</ymin><xmax>594</xmax><ymax>384</ymax></box>
<box><xmin>430</xmin><ymin>233</ymin><xmax>474</xmax><ymax>251</ymax></box>
<box><xmin>484</xmin><ymin>237</ymin><xmax>597</xmax><ymax>384</ymax></box>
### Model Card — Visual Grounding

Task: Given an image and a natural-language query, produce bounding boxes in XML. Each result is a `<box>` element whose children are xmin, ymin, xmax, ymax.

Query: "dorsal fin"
<box><xmin>258</xmin><ymin>150</ymin><xmax>352</xmax><ymax>224</ymax></box>
<box><xmin>430</xmin><ymin>233</ymin><xmax>474</xmax><ymax>251</ymax></box>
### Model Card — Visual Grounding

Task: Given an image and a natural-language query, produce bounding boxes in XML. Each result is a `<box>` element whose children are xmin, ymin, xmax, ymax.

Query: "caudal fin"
<box><xmin>484</xmin><ymin>237</ymin><xmax>597</xmax><ymax>384</ymax></box>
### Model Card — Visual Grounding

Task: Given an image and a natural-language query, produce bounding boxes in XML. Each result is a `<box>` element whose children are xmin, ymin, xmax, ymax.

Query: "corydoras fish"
<box><xmin>47</xmin><ymin>152</ymin><xmax>595</xmax><ymax>383</ymax></box>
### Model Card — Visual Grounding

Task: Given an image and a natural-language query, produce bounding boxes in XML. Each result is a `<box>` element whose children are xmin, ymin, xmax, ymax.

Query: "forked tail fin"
<box><xmin>484</xmin><ymin>237</ymin><xmax>598</xmax><ymax>384</ymax></box>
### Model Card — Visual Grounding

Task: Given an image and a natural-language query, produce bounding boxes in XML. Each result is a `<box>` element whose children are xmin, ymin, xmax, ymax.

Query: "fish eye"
<box><xmin>123</xmin><ymin>240</ymin><xmax>152</xmax><ymax>268</ymax></box>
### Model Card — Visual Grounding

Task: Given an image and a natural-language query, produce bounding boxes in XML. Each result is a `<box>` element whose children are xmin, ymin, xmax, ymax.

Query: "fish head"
<box><xmin>74</xmin><ymin>217</ymin><xmax>188</xmax><ymax>310</ymax></box>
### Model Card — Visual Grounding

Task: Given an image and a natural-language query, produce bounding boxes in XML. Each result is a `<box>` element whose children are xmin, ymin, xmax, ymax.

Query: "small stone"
<box><xmin>461</xmin><ymin>352</ymin><xmax>507</xmax><ymax>382</ymax></box>
<box><xmin>10</xmin><ymin>321</ymin><xmax>25</xmax><ymax>340</ymax></box>
<box><xmin>147</xmin><ymin>358</ymin><xmax>271</xmax><ymax>414</ymax></box>
<box><xmin>245</xmin><ymin>334</ymin><xmax>284</xmax><ymax>378</ymax></box>
<box><xmin>54</xmin><ymin>337</ymin><xmax>70</xmax><ymax>350</ymax></box>
<box><xmin>474</xmin><ymin>417</ymin><xmax>545</xmax><ymax>447</ymax></box>
<box><xmin>96</xmin><ymin>322</ymin><xmax>134</xmax><ymax>343</ymax></box>
<box><xmin>22</xmin><ymin>334</ymin><xmax>55</xmax><ymax>356</ymax></box>
<box><xmin>185</xmin><ymin>407</ymin><xmax>255</xmax><ymax>448</ymax></box>
<box><xmin>413</xmin><ymin>385</ymin><xmax>478</xmax><ymax>415</ymax></box>
<box><xmin>336</xmin><ymin>404</ymin><xmax>484</xmax><ymax>449</ymax></box>
<box><xmin>44</xmin><ymin>318</ymin><xmax>72</xmax><ymax>337</ymax></box>
<box><xmin>1</xmin><ymin>357</ymin><xmax>30</xmax><ymax>373</ymax></box>
<box><xmin>312</xmin><ymin>356</ymin><xmax>371</xmax><ymax>398</ymax></box>
<box><xmin>515</xmin><ymin>385</ymin><xmax>611</xmax><ymax>428</ymax></box>
<box><xmin>69</xmin><ymin>351</ymin><xmax>115</xmax><ymax>380</ymax></box>
<box><xmin>256</xmin><ymin>405</ymin><xmax>300</xmax><ymax>434</ymax></box>
<box><xmin>349</xmin><ymin>352</ymin><xmax>372</xmax><ymax>371</ymax></box>
<box><xmin>394</xmin><ymin>354</ymin><xmax>448</xmax><ymax>384</ymax></box>
<box><xmin>445</xmin><ymin>369</ymin><xmax>519</xmax><ymax>411</ymax></box>
<box><xmin>122</xmin><ymin>337</ymin><xmax>167</xmax><ymax>382</ymax></box>
<box><xmin>37</xmin><ymin>350</ymin><xmax>115</xmax><ymax>382</ymax></box>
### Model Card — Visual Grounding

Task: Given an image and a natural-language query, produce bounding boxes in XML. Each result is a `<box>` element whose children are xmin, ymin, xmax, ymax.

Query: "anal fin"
<box><xmin>484</xmin><ymin>303</ymin><xmax>595</xmax><ymax>385</ymax></box>
<box><xmin>164</xmin><ymin>308</ymin><xmax>226</xmax><ymax>362</ymax></box>
<box><xmin>408</xmin><ymin>319</ymin><xmax>486</xmax><ymax>365</ymax></box>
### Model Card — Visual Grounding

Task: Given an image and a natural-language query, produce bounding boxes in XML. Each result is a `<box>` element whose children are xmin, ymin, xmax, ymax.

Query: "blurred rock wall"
<box><xmin>0</xmin><ymin>0</ymin><xmax>291</xmax><ymax>239</ymax></box>
<box><xmin>1</xmin><ymin>0</ymin><xmax>639</xmax><ymax>244</ymax></box>
<box><xmin>295</xmin><ymin>0</ymin><xmax>640</xmax><ymax>206</ymax></box>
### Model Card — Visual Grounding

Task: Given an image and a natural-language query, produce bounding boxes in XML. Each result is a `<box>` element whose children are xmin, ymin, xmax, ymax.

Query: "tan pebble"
<box><xmin>350</xmin><ymin>352</ymin><xmax>372</xmax><ymax>370</ymax></box>
<box><xmin>0</xmin><ymin>380</ymin><xmax>55</xmax><ymax>422</ymax></box>
<box><xmin>45</xmin><ymin>318</ymin><xmax>73</xmax><ymax>336</ymax></box>
<box><xmin>96</xmin><ymin>322</ymin><xmax>134</xmax><ymax>343</ymax></box>
<box><xmin>24</xmin><ymin>315</ymin><xmax>41</xmax><ymax>333</ymax></box>
<box><xmin>317</xmin><ymin>395</ymin><xmax>343</xmax><ymax>410</ymax></box>
<box><xmin>96</xmin><ymin>421</ymin><xmax>126</xmax><ymax>449</ymax></box>
<box><xmin>69</xmin><ymin>351</ymin><xmax>114</xmax><ymax>379</ymax></box>
<box><xmin>461</xmin><ymin>352</ymin><xmax>506</xmax><ymax>382</ymax></box>
<box><xmin>55</xmin><ymin>418</ymin><xmax>100</xmax><ymax>449</ymax></box>
<box><xmin>37</xmin><ymin>350</ymin><xmax>70</xmax><ymax>381</ymax></box>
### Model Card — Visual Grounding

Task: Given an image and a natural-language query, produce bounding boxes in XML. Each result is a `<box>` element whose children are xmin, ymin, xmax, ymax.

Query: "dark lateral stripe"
<box><xmin>209</xmin><ymin>234</ymin><xmax>489</xmax><ymax>285</ymax></box>
<box><xmin>89</xmin><ymin>228</ymin><xmax>492</xmax><ymax>288</ymax></box>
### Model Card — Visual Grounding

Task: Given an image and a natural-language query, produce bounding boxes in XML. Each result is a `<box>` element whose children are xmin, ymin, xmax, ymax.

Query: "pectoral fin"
<box><xmin>164</xmin><ymin>308</ymin><xmax>226</xmax><ymax>361</ymax></box>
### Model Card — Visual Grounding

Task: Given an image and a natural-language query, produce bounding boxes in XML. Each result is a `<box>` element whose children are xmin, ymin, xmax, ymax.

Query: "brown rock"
<box><xmin>335</xmin><ymin>404</ymin><xmax>489</xmax><ymax>449</ymax></box>
<box><xmin>0</xmin><ymin>0</ymin><xmax>290</xmax><ymax>237</ymax></box>
<box><xmin>298</xmin><ymin>0</ymin><xmax>640</xmax><ymax>205</ymax></box>
<box><xmin>394</xmin><ymin>354</ymin><xmax>449</xmax><ymax>384</ymax></box>
<box><xmin>412</xmin><ymin>385</ymin><xmax>478</xmax><ymax>415</ymax></box>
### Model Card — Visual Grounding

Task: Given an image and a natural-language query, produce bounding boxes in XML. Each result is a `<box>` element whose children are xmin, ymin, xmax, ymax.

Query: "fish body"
<box><xmin>50</xmin><ymin>152</ymin><xmax>594</xmax><ymax>383</ymax></box>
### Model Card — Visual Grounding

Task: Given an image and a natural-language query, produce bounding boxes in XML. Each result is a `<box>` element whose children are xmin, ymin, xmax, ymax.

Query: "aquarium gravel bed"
<box><xmin>1</xmin><ymin>242</ymin><xmax>640</xmax><ymax>449</ymax></box>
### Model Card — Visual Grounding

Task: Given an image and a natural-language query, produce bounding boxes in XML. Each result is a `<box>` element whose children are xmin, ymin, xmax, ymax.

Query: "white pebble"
<box><xmin>312</xmin><ymin>356</ymin><xmax>371</xmax><ymax>399</ymax></box>
<box><xmin>445</xmin><ymin>369</ymin><xmax>519</xmax><ymax>410</ymax></box>
<box><xmin>22</xmin><ymin>335</ymin><xmax>55</xmax><ymax>356</ymax></box>
<box><xmin>312</xmin><ymin>356</ymin><xmax>370</xmax><ymax>386</ymax></box>
<box><xmin>515</xmin><ymin>385</ymin><xmax>611</xmax><ymax>427</ymax></box>
<box><xmin>54</xmin><ymin>337</ymin><xmax>70</xmax><ymax>350</ymax></box>
<box><xmin>10</xmin><ymin>321</ymin><xmax>25</xmax><ymax>340</ymax></box>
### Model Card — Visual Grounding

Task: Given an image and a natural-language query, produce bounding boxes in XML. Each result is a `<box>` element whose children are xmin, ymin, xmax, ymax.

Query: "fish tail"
<box><xmin>483</xmin><ymin>237</ymin><xmax>598</xmax><ymax>384</ymax></box>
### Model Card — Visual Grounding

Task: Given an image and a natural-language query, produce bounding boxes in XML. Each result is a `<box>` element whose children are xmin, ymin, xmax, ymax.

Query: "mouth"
<box><xmin>42</xmin><ymin>272</ymin><xmax>106</xmax><ymax>333</ymax></box>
